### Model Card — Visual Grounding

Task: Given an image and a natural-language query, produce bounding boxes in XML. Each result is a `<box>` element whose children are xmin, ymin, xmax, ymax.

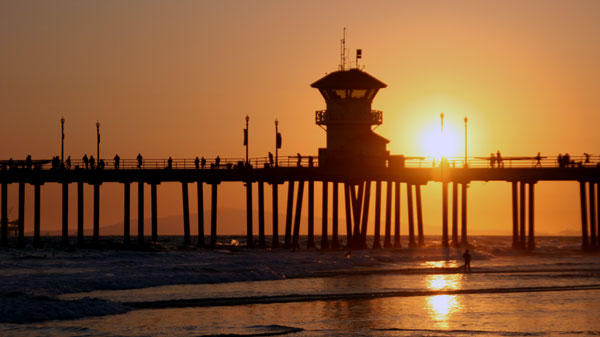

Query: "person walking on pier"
<box><xmin>496</xmin><ymin>151</ymin><xmax>503</xmax><ymax>168</ymax></box>
<box><xmin>462</xmin><ymin>249</ymin><xmax>472</xmax><ymax>273</ymax></box>
<box><xmin>83</xmin><ymin>154</ymin><xmax>89</xmax><ymax>169</ymax></box>
<box><xmin>114</xmin><ymin>154</ymin><xmax>120</xmax><ymax>169</ymax></box>
<box><xmin>137</xmin><ymin>153</ymin><xmax>143</xmax><ymax>169</ymax></box>
<box><xmin>535</xmin><ymin>152</ymin><xmax>542</xmax><ymax>167</ymax></box>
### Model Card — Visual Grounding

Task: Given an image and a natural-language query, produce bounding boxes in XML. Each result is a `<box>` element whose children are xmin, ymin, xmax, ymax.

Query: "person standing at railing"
<box><xmin>99</xmin><ymin>159</ymin><xmax>105</xmax><ymax>170</ymax></box>
<box><xmin>83</xmin><ymin>154</ymin><xmax>89</xmax><ymax>170</ymax></box>
<box><xmin>308</xmin><ymin>156</ymin><xmax>313</xmax><ymax>167</ymax></box>
<box><xmin>584</xmin><ymin>153</ymin><xmax>591</xmax><ymax>164</ymax></box>
<box><xmin>114</xmin><ymin>154</ymin><xmax>120</xmax><ymax>169</ymax></box>
<box><xmin>496</xmin><ymin>150</ymin><xmax>503</xmax><ymax>168</ymax></box>
<box><xmin>297</xmin><ymin>153</ymin><xmax>302</xmax><ymax>167</ymax></box>
<box><xmin>194</xmin><ymin>157</ymin><xmax>200</xmax><ymax>169</ymax></box>
<box><xmin>137</xmin><ymin>153</ymin><xmax>143</xmax><ymax>169</ymax></box>
<box><xmin>535</xmin><ymin>152</ymin><xmax>542</xmax><ymax>167</ymax></box>
<box><xmin>268</xmin><ymin>152</ymin><xmax>274</xmax><ymax>167</ymax></box>
<box><xmin>89</xmin><ymin>155</ymin><xmax>95</xmax><ymax>170</ymax></box>
<box><xmin>201</xmin><ymin>157</ymin><xmax>206</xmax><ymax>169</ymax></box>
<box><xmin>66</xmin><ymin>156</ymin><xmax>71</xmax><ymax>169</ymax></box>
<box><xmin>489</xmin><ymin>153</ymin><xmax>496</xmax><ymax>168</ymax></box>
<box><xmin>215</xmin><ymin>155</ymin><xmax>220</xmax><ymax>168</ymax></box>
<box><xmin>167</xmin><ymin>156</ymin><xmax>173</xmax><ymax>169</ymax></box>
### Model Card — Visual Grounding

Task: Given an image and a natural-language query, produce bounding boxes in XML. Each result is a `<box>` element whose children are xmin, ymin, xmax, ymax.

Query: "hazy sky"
<box><xmin>2</xmin><ymin>0</ymin><xmax>600</xmax><ymax>236</ymax></box>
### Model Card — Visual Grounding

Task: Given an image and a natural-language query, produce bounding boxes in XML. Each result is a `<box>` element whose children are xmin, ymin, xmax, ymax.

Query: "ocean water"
<box><xmin>1</xmin><ymin>236</ymin><xmax>600</xmax><ymax>336</ymax></box>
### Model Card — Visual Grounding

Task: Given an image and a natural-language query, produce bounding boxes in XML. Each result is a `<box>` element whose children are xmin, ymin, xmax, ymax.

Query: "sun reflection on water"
<box><xmin>424</xmin><ymin>274</ymin><xmax>463</xmax><ymax>328</ymax></box>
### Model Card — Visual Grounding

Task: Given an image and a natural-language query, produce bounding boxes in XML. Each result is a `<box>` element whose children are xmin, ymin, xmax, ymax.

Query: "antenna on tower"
<box><xmin>339</xmin><ymin>27</ymin><xmax>347</xmax><ymax>71</ymax></box>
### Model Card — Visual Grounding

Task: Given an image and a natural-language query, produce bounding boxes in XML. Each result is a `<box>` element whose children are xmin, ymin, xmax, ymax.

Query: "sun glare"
<box><xmin>420</xmin><ymin>124</ymin><xmax>460</xmax><ymax>160</ymax></box>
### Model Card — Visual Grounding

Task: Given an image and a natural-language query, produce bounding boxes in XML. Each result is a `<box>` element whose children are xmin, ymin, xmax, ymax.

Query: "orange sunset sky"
<box><xmin>2</xmin><ymin>0</ymin><xmax>600</xmax><ymax>236</ymax></box>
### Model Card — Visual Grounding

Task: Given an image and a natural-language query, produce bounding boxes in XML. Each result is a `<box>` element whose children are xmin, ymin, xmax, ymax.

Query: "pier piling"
<box><xmin>307</xmin><ymin>180</ymin><xmax>315</xmax><ymax>248</ymax></box>
<box><xmin>580</xmin><ymin>181</ymin><xmax>589</xmax><ymax>249</ymax></box>
<box><xmin>511</xmin><ymin>181</ymin><xmax>518</xmax><ymax>248</ymax></box>
<box><xmin>519</xmin><ymin>181</ymin><xmax>526</xmax><ymax>249</ymax></box>
<box><xmin>197</xmin><ymin>181</ymin><xmax>204</xmax><ymax>247</ymax></box>
<box><xmin>18</xmin><ymin>182</ymin><xmax>24</xmax><ymax>247</ymax></box>
<box><xmin>344</xmin><ymin>183</ymin><xmax>352</xmax><ymax>246</ymax></box>
<box><xmin>528</xmin><ymin>183</ymin><xmax>535</xmax><ymax>250</ymax></box>
<box><xmin>331</xmin><ymin>182</ymin><xmax>339</xmax><ymax>249</ymax></box>
<box><xmin>442</xmin><ymin>182</ymin><xmax>449</xmax><ymax>247</ymax></box>
<box><xmin>93</xmin><ymin>184</ymin><xmax>100</xmax><ymax>244</ymax></box>
<box><xmin>292</xmin><ymin>180</ymin><xmax>305</xmax><ymax>248</ymax></box>
<box><xmin>461</xmin><ymin>183</ymin><xmax>468</xmax><ymax>246</ymax></box>
<box><xmin>384</xmin><ymin>180</ymin><xmax>392</xmax><ymax>248</ymax></box>
<box><xmin>451</xmin><ymin>182</ymin><xmax>458</xmax><ymax>247</ymax></box>
<box><xmin>246</xmin><ymin>181</ymin><xmax>253</xmax><ymax>247</ymax></box>
<box><xmin>407</xmin><ymin>183</ymin><xmax>416</xmax><ymax>247</ymax></box>
<box><xmin>416</xmin><ymin>184</ymin><xmax>424</xmax><ymax>247</ymax></box>
<box><xmin>77</xmin><ymin>182</ymin><xmax>83</xmax><ymax>246</ymax></box>
<box><xmin>321</xmin><ymin>181</ymin><xmax>329</xmax><ymax>249</ymax></box>
<box><xmin>589</xmin><ymin>182</ymin><xmax>596</xmax><ymax>247</ymax></box>
<box><xmin>138</xmin><ymin>181</ymin><xmax>144</xmax><ymax>244</ymax></box>
<box><xmin>360</xmin><ymin>181</ymin><xmax>371</xmax><ymax>248</ymax></box>
<box><xmin>373</xmin><ymin>180</ymin><xmax>382</xmax><ymax>249</ymax></box>
<box><xmin>62</xmin><ymin>182</ymin><xmax>68</xmax><ymax>245</ymax></box>
<box><xmin>284</xmin><ymin>180</ymin><xmax>294</xmax><ymax>247</ymax></box>
<box><xmin>182</xmin><ymin>182</ymin><xmax>190</xmax><ymax>245</ymax></box>
<box><xmin>210</xmin><ymin>183</ymin><xmax>218</xmax><ymax>246</ymax></box>
<box><xmin>34</xmin><ymin>184</ymin><xmax>41</xmax><ymax>247</ymax></box>
<box><xmin>258</xmin><ymin>181</ymin><xmax>265</xmax><ymax>247</ymax></box>
<box><xmin>151</xmin><ymin>183</ymin><xmax>158</xmax><ymax>242</ymax></box>
<box><xmin>394</xmin><ymin>182</ymin><xmax>400</xmax><ymax>248</ymax></box>
<box><xmin>124</xmin><ymin>183</ymin><xmax>130</xmax><ymax>245</ymax></box>
<box><xmin>271</xmin><ymin>182</ymin><xmax>278</xmax><ymax>248</ymax></box>
<box><xmin>1</xmin><ymin>182</ymin><xmax>6</xmax><ymax>246</ymax></box>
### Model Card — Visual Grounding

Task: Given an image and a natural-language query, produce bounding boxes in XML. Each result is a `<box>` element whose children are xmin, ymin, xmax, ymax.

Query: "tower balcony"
<box><xmin>315</xmin><ymin>109</ymin><xmax>382</xmax><ymax>126</ymax></box>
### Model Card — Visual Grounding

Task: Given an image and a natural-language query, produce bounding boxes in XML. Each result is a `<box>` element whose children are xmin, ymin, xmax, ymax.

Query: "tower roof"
<box><xmin>311</xmin><ymin>69</ymin><xmax>387</xmax><ymax>89</ymax></box>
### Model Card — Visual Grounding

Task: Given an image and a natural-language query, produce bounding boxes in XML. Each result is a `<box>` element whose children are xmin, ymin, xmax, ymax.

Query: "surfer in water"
<box><xmin>463</xmin><ymin>249</ymin><xmax>472</xmax><ymax>273</ymax></box>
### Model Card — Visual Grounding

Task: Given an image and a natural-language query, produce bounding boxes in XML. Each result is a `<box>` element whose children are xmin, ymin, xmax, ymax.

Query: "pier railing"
<box><xmin>2</xmin><ymin>155</ymin><xmax>599</xmax><ymax>171</ymax></box>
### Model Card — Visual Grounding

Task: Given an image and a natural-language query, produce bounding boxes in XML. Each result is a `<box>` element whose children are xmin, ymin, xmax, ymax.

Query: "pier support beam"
<box><xmin>284</xmin><ymin>180</ymin><xmax>294</xmax><ymax>248</ymax></box>
<box><xmin>271</xmin><ymin>183</ymin><xmax>278</xmax><ymax>248</ymax></box>
<box><xmin>124</xmin><ymin>183</ymin><xmax>130</xmax><ymax>245</ymax></box>
<box><xmin>93</xmin><ymin>184</ymin><xmax>100</xmax><ymax>244</ymax></box>
<box><xmin>394</xmin><ymin>182</ymin><xmax>401</xmax><ymax>248</ymax></box>
<box><xmin>292</xmin><ymin>180</ymin><xmax>305</xmax><ymax>248</ymax></box>
<box><xmin>77</xmin><ymin>182</ymin><xmax>84</xmax><ymax>246</ymax></box>
<box><xmin>511</xmin><ymin>181</ymin><xmax>518</xmax><ymax>249</ymax></box>
<box><xmin>407</xmin><ymin>183</ymin><xmax>416</xmax><ymax>247</ymax></box>
<box><xmin>18</xmin><ymin>182</ymin><xmax>25</xmax><ymax>247</ymax></box>
<box><xmin>182</xmin><ymin>182</ymin><xmax>191</xmax><ymax>245</ymax></box>
<box><xmin>580</xmin><ymin>181</ymin><xmax>589</xmax><ymax>250</ymax></box>
<box><xmin>519</xmin><ymin>181</ymin><xmax>526</xmax><ymax>249</ymax></box>
<box><xmin>62</xmin><ymin>183</ymin><xmax>69</xmax><ymax>245</ymax></box>
<box><xmin>151</xmin><ymin>184</ymin><xmax>158</xmax><ymax>242</ymax></box>
<box><xmin>245</xmin><ymin>181</ymin><xmax>253</xmax><ymax>248</ymax></box>
<box><xmin>34</xmin><ymin>184</ymin><xmax>41</xmax><ymax>247</ymax></box>
<box><xmin>138</xmin><ymin>181</ymin><xmax>144</xmax><ymax>244</ymax></box>
<box><xmin>307</xmin><ymin>180</ymin><xmax>315</xmax><ymax>248</ymax></box>
<box><xmin>197</xmin><ymin>181</ymin><xmax>204</xmax><ymax>247</ymax></box>
<box><xmin>1</xmin><ymin>183</ymin><xmax>7</xmax><ymax>246</ymax></box>
<box><xmin>451</xmin><ymin>182</ymin><xmax>458</xmax><ymax>247</ymax></box>
<box><xmin>597</xmin><ymin>182</ymin><xmax>600</xmax><ymax>246</ymax></box>
<box><xmin>210</xmin><ymin>183</ymin><xmax>218</xmax><ymax>246</ymax></box>
<box><xmin>416</xmin><ymin>184</ymin><xmax>424</xmax><ymax>247</ymax></box>
<box><xmin>589</xmin><ymin>182</ymin><xmax>597</xmax><ymax>247</ymax></box>
<box><xmin>527</xmin><ymin>183</ymin><xmax>535</xmax><ymax>250</ymax></box>
<box><xmin>442</xmin><ymin>182</ymin><xmax>449</xmax><ymax>247</ymax></box>
<box><xmin>344</xmin><ymin>183</ymin><xmax>353</xmax><ymax>246</ymax></box>
<box><xmin>351</xmin><ymin>183</ymin><xmax>364</xmax><ymax>245</ymax></box>
<box><xmin>321</xmin><ymin>181</ymin><xmax>329</xmax><ymax>249</ymax></box>
<box><xmin>461</xmin><ymin>183</ymin><xmax>468</xmax><ymax>246</ymax></box>
<box><xmin>331</xmin><ymin>182</ymin><xmax>339</xmax><ymax>249</ymax></box>
<box><xmin>258</xmin><ymin>181</ymin><xmax>265</xmax><ymax>248</ymax></box>
<box><xmin>384</xmin><ymin>180</ymin><xmax>392</xmax><ymax>248</ymax></box>
<box><xmin>360</xmin><ymin>181</ymin><xmax>371</xmax><ymax>248</ymax></box>
<box><xmin>373</xmin><ymin>181</ymin><xmax>382</xmax><ymax>249</ymax></box>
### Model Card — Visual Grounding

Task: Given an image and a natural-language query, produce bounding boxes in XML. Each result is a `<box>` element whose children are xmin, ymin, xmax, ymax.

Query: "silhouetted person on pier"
<box><xmin>496</xmin><ymin>151</ymin><xmax>503</xmax><ymax>168</ymax></box>
<box><xmin>89</xmin><ymin>155</ymin><xmax>95</xmax><ymax>170</ymax></box>
<box><xmin>51</xmin><ymin>156</ymin><xmax>58</xmax><ymax>169</ymax></box>
<box><xmin>535</xmin><ymin>152</ymin><xmax>542</xmax><ymax>167</ymax></box>
<box><xmin>584</xmin><ymin>153</ymin><xmax>591</xmax><ymax>164</ymax></box>
<box><xmin>195</xmin><ymin>156</ymin><xmax>200</xmax><ymax>169</ymax></box>
<box><xmin>268</xmin><ymin>152</ymin><xmax>274</xmax><ymax>166</ymax></box>
<box><xmin>26</xmin><ymin>155</ymin><xmax>32</xmax><ymax>169</ymax></box>
<box><xmin>137</xmin><ymin>153</ymin><xmax>143</xmax><ymax>169</ymax></box>
<box><xmin>463</xmin><ymin>249</ymin><xmax>472</xmax><ymax>273</ymax></box>
<box><xmin>489</xmin><ymin>153</ymin><xmax>496</xmax><ymax>168</ymax></box>
<box><xmin>215</xmin><ymin>156</ymin><xmax>220</xmax><ymax>168</ymax></box>
<box><xmin>66</xmin><ymin>156</ymin><xmax>71</xmax><ymax>169</ymax></box>
<box><xmin>201</xmin><ymin>156</ymin><xmax>206</xmax><ymax>169</ymax></box>
<box><xmin>557</xmin><ymin>153</ymin><xmax>563</xmax><ymax>168</ymax></box>
<box><xmin>297</xmin><ymin>153</ymin><xmax>302</xmax><ymax>167</ymax></box>
<box><xmin>114</xmin><ymin>154</ymin><xmax>120</xmax><ymax>169</ymax></box>
<box><xmin>308</xmin><ymin>156</ymin><xmax>314</xmax><ymax>167</ymax></box>
<box><xmin>83</xmin><ymin>154</ymin><xmax>89</xmax><ymax>169</ymax></box>
<box><xmin>564</xmin><ymin>153</ymin><xmax>571</xmax><ymax>168</ymax></box>
<box><xmin>167</xmin><ymin>156</ymin><xmax>173</xmax><ymax>169</ymax></box>
<box><xmin>99</xmin><ymin>159</ymin><xmax>105</xmax><ymax>170</ymax></box>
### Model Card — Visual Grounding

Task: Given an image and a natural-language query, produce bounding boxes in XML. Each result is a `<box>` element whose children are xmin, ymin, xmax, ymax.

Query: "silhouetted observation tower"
<box><xmin>312</xmin><ymin>68</ymin><xmax>390</xmax><ymax>168</ymax></box>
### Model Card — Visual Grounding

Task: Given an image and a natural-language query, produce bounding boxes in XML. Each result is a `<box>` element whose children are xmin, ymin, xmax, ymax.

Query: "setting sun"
<box><xmin>420</xmin><ymin>122</ymin><xmax>461</xmax><ymax>160</ymax></box>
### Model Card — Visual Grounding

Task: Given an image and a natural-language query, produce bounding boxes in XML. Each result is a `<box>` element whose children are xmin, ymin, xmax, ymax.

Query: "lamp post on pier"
<box><xmin>275</xmin><ymin>119</ymin><xmax>281</xmax><ymax>167</ymax></box>
<box><xmin>60</xmin><ymin>117</ymin><xmax>65</xmax><ymax>164</ymax></box>
<box><xmin>96</xmin><ymin>121</ymin><xmax>100</xmax><ymax>160</ymax></box>
<box><xmin>244</xmin><ymin>115</ymin><xmax>249</xmax><ymax>164</ymax></box>
<box><xmin>464</xmin><ymin>116</ymin><xmax>468</xmax><ymax>167</ymax></box>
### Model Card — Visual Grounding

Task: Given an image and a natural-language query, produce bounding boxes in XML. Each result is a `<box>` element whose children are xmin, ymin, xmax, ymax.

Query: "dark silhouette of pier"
<box><xmin>2</xmin><ymin>63</ymin><xmax>599</xmax><ymax>251</ymax></box>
